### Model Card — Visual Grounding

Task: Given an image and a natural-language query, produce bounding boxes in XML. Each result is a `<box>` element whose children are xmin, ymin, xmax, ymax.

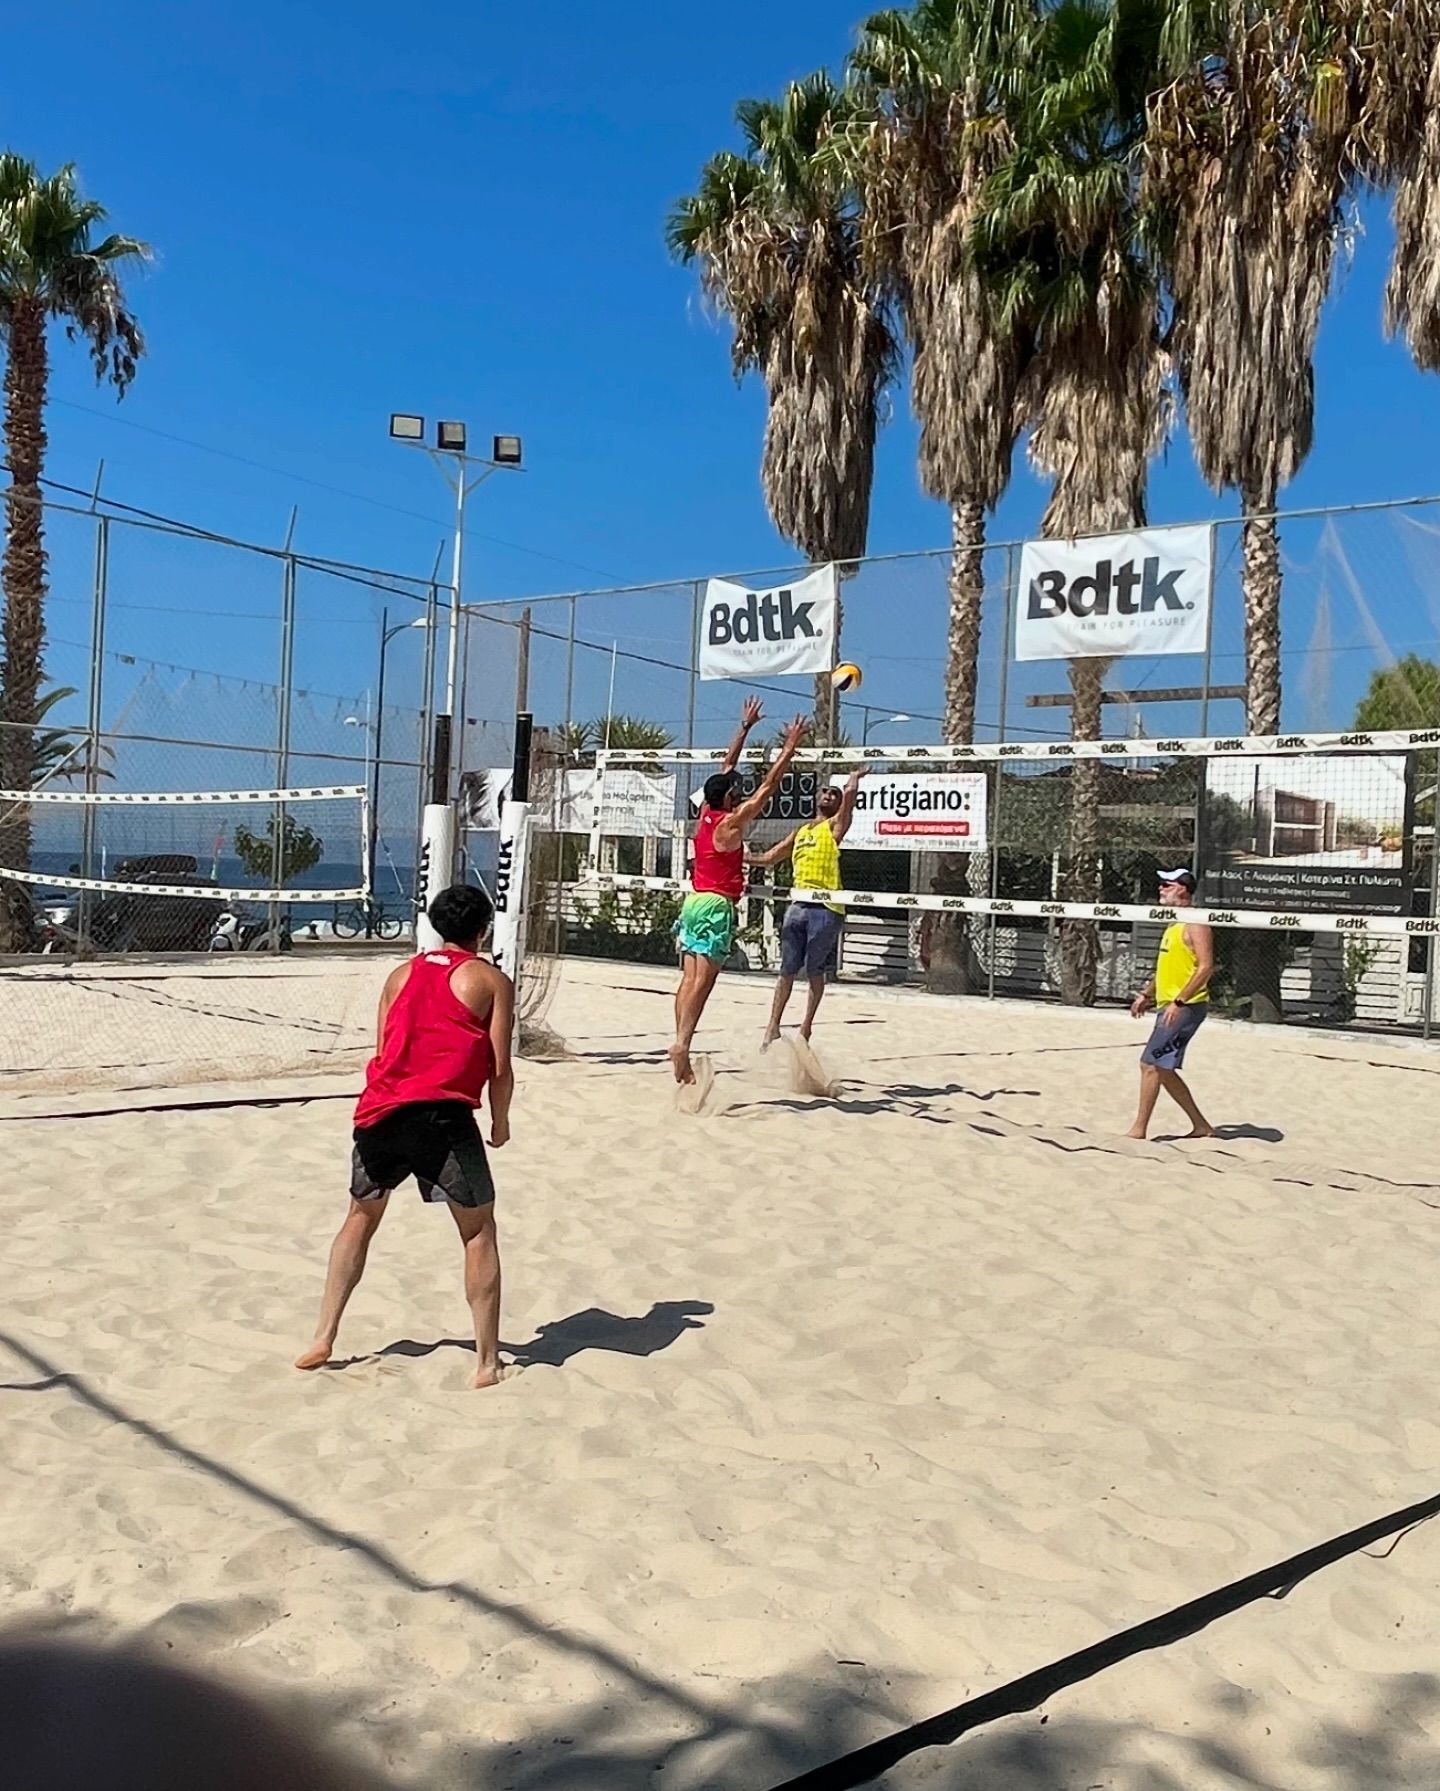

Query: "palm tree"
<box><xmin>588</xmin><ymin>714</ymin><xmax>674</xmax><ymax>752</ymax></box>
<box><xmin>851</xmin><ymin>0</ymin><xmax>1036</xmax><ymax>746</ymax></box>
<box><xmin>975</xmin><ymin>0</ymin><xmax>1169</xmax><ymax>1004</ymax></box>
<box><xmin>1144</xmin><ymin>2</ymin><xmax>1369</xmax><ymax>737</ymax></box>
<box><xmin>667</xmin><ymin>73</ymin><xmax>898</xmax><ymax>740</ymax></box>
<box><xmin>560</xmin><ymin>714</ymin><xmax>674</xmax><ymax>767</ymax></box>
<box><xmin>30</xmin><ymin>683</ymin><xmax>112</xmax><ymax>785</ymax></box>
<box><xmin>1376</xmin><ymin>8</ymin><xmax>1440</xmax><ymax>371</ymax></box>
<box><xmin>0</xmin><ymin>156</ymin><xmax>146</xmax><ymax>899</ymax></box>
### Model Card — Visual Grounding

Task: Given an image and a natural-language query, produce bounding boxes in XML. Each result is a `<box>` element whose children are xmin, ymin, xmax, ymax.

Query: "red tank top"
<box><xmin>354</xmin><ymin>949</ymin><xmax>494</xmax><ymax>1128</ymax></box>
<box><xmin>692</xmin><ymin>805</ymin><xmax>744</xmax><ymax>899</ymax></box>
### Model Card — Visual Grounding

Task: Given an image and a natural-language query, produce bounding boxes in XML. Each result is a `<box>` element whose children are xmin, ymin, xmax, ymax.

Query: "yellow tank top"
<box><xmin>791</xmin><ymin>821</ymin><xmax>843</xmax><ymax>914</ymax></box>
<box><xmin>1155</xmin><ymin>922</ymin><xmax>1208</xmax><ymax>1005</ymax></box>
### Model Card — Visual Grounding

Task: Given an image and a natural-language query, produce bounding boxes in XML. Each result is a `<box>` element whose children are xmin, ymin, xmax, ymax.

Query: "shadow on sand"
<box><xmin>371</xmin><ymin>1300</ymin><xmax>715</xmax><ymax>1372</ymax></box>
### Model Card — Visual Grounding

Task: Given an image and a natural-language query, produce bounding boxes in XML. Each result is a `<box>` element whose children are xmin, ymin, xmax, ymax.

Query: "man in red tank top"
<box><xmin>669</xmin><ymin>701</ymin><xmax>808</xmax><ymax>1084</ymax></box>
<box><xmin>295</xmin><ymin>884</ymin><xmax>515</xmax><ymax>1389</ymax></box>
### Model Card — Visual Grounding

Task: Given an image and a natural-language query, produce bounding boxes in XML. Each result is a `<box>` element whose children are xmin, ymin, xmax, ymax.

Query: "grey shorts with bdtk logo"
<box><xmin>1141</xmin><ymin>1003</ymin><xmax>1207</xmax><ymax>1071</ymax></box>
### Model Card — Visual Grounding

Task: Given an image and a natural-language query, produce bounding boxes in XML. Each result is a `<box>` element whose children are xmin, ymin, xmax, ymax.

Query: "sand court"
<box><xmin>3</xmin><ymin>957</ymin><xmax>1439</xmax><ymax>1788</ymax></box>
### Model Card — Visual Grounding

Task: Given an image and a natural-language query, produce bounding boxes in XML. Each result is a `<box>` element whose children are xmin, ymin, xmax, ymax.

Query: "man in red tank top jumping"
<box><xmin>295</xmin><ymin>884</ymin><xmax>515</xmax><ymax>1388</ymax></box>
<box><xmin>669</xmin><ymin>701</ymin><xmax>807</xmax><ymax>1084</ymax></box>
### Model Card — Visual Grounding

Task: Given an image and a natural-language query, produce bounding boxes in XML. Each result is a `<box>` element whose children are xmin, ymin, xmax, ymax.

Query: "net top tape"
<box><xmin>0</xmin><ymin>784</ymin><xmax>366</xmax><ymax>806</ymax></box>
<box><xmin>0</xmin><ymin>866</ymin><xmax>366</xmax><ymax>902</ymax></box>
<box><xmin>596</xmin><ymin>727</ymin><xmax>1440</xmax><ymax>767</ymax></box>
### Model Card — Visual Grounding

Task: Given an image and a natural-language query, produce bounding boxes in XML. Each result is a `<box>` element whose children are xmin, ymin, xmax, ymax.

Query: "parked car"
<box><xmin>89</xmin><ymin>856</ymin><xmax>224</xmax><ymax>953</ymax></box>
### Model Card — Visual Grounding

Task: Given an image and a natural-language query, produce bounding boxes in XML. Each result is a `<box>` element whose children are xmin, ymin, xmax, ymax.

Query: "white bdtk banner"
<box><xmin>1015</xmin><ymin>524</ymin><xmax>1212</xmax><ymax>662</ymax></box>
<box><xmin>700</xmin><ymin>563</ymin><xmax>837</xmax><ymax>681</ymax></box>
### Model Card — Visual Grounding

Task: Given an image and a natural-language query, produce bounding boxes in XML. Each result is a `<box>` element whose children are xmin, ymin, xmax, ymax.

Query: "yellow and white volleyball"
<box><xmin>831</xmin><ymin>661</ymin><xmax>863</xmax><ymax>693</ymax></box>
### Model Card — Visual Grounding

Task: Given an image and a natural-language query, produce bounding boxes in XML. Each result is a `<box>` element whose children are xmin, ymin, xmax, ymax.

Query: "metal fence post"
<box><xmin>1198</xmin><ymin>522</ymin><xmax>1219</xmax><ymax>736</ymax></box>
<box><xmin>563</xmin><ymin>598</ymin><xmax>577</xmax><ymax>743</ymax></box>
<box><xmin>78</xmin><ymin>514</ymin><xmax>110</xmax><ymax>953</ymax></box>
<box><xmin>1424</xmin><ymin>820</ymin><xmax>1440</xmax><ymax>1041</ymax></box>
<box><xmin>515</xmin><ymin>606</ymin><xmax>532</xmax><ymax>714</ymax></box>
<box><xmin>271</xmin><ymin>541</ymin><xmax>297</xmax><ymax>932</ymax></box>
<box><xmin>987</xmin><ymin>544</ymin><xmax>1015</xmax><ymax>1002</ymax></box>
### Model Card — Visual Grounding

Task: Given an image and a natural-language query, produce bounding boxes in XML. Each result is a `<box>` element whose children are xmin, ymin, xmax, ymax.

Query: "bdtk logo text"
<box><xmin>1015</xmin><ymin>524</ymin><xmax>1211</xmax><ymax>663</ymax></box>
<box><xmin>700</xmin><ymin>563</ymin><xmax>836</xmax><ymax>681</ymax></box>
<box><xmin>708</xmin><ymin>586</ymin><xmax>819</xmax><ymax>646</ymax></box>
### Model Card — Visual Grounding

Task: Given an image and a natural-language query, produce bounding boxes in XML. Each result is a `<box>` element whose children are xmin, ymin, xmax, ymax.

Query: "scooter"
<box><xmin>208</xmin><ymin>911</ymin><xmax>293</xmax><ymax>953</ymax></box>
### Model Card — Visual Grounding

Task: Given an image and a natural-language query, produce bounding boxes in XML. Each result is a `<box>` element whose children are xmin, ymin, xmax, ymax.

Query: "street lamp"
<box><xmin>386</xmin><ymin>414</ymin><xmax>525</xmax><ymax>798</ymax></box>
<box><xmin>863</xmin><ymin>710</ymin><xmax>911</xmax><ymax>744</ymax></box>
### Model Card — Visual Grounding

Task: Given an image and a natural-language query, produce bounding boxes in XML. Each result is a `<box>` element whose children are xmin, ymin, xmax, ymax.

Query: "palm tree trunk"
<box><xmin>1060</xmin><ymin>656</ymin><xmax>1109</xmax><ymax>1006</ymax></box>
<box><xmin>0</xmin><ymin>297</ymin><xmax>48</xmax><ymax>947</ymax></box>
<box><xmin>928</xmin><ymin>498</ymin><xmax>989</xmax><ymax>991</ymax></box>
<box><xmin>1240</xmin><ymin>482</ymin><xmax>1282</xmax><ymax>737</ymax></box>
<box><xmin>1232</xmin><ymin>480</ymin><xmax>1286</xmax><ymax>1021</ymax></box>
<box><xmin>943</xmin><ymin>498</ymin><xmax>986</xmax><ymax>744</ymax></box>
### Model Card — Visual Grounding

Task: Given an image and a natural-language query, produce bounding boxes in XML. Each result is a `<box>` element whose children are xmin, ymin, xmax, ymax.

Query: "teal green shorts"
<box><xmin>675</xmin><ymin>892</ymin><xmax>736</xmax><ymax>963</ymax></box>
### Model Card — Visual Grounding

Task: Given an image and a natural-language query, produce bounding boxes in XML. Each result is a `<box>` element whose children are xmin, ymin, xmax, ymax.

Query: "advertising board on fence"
<box><xmin>833</xmin><ymin>772</ymin><xmax>988</xmax><ymax>852</ymax></box>
<box><xmin>1200</xmin><ymin>753</ymin><xmax>1412</xmax><ymax>915</ymax></box>
<box><xmin>1015</xmin><ymin>524</ymin><xmax>1212</xmax><ymax>662</ymax></box>
<box><xmin>700</xmin><ymin>564</ymin><xmax>837</xmax><ymax>681</ymax></box>
<box><xmin>596</xmin><ymin>769</ymin><xmax>676</xmax><ymax>836</ymax></box>
<box><xmin>463</xmin><ymin>768</ymin><xmax>676</xmax><ymax>837</ymax></box>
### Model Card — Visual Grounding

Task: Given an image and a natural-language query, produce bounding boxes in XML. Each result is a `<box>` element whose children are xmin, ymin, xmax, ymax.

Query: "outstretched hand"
<box><xmin>782</xmin><ymin>716</ymin><xmax>809</xmax><ymax>752</ymax></box>
<box><xmin>740</xmin><ymin>696</ymin><xmax>763</xmax><ymax>730</ymax></box>
<box><xmin>845</xmin><ymin>765</ymin><xmax>868</xmax><ymax>789</ymax></box>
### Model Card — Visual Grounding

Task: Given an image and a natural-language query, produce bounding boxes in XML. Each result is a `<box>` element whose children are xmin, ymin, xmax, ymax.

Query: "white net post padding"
<box><xmin>580</xmin><ymin>730</ymin><xmax>1440</xmax><ymax>945</ymax></box>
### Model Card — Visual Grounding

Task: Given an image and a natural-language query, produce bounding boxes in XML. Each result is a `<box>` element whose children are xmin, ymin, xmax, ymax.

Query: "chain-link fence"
<box><xmin>1</xmin><ymin>488</ymin><xmax>442</xmax><ymax>958</ymax></box>
<box><xmin>473</xmin><ymin>495</ymin><xmax>1440</xmax><ymax>1036</ymax></box>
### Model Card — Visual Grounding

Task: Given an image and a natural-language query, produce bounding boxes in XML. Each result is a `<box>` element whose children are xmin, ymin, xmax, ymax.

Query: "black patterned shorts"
<box><xmin>350</xmin><ymin>1101</ymin><xmax>495</xmax><ymax>1208</ymax></box>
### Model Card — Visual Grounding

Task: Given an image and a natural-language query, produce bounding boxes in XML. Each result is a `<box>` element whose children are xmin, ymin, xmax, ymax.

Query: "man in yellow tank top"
<box><xmin>1127</xmin><ymin>867</ymin><xmax>1216</xmax><ymax>1140</ymax></box>
<box><xmin>748</xmin><ymin>769</ymin><xmax>864</xmax><ymax>1047</ymax></box>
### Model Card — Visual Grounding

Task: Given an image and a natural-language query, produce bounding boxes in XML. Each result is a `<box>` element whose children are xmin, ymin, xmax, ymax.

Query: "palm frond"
<box><xmin>668</xmin><ymin>72</ymin><xmax>896</xmax><ymax>563</ymax></box>
<box><xmin>0</xmin><ymin>155</ymin><xmax>149</xmax><ymax>391</ymax></box>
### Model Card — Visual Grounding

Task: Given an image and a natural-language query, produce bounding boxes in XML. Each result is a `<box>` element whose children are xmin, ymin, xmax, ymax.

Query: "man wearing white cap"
<box><xmin>1126</xmin><ymin>868</ymin><xmax>1215</xmax><ymax>1140</ymax></box>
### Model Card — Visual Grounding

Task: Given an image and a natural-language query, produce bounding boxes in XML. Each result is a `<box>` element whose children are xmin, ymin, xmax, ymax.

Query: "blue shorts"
<box><xmin>781</xmin><ymin>902</ymin><xmax>843</xmax><ymax>978</ymax></box>
<box><xmin>1141</xmin><ymin>1003</ymin><xmax>1207</xmax><ymax>1070</ymax></box>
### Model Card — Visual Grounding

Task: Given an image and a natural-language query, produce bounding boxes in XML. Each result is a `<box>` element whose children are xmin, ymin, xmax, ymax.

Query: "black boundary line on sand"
<box><xmin>0</xmin><ymin>1090</ymin><xmax>357</xmax><ymax>1123</ymax></box>
<box><xmin>768</xmin><ymin>1489</ymin><xmax>1440</xmax><ymax>1791</ymax></box>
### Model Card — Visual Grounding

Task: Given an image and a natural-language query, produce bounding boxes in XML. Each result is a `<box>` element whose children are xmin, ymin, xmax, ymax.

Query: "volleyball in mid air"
<box><xmin>831</xmin><ymin>661</ymin><xmax>863</xmax><ymax>693</ymax></box>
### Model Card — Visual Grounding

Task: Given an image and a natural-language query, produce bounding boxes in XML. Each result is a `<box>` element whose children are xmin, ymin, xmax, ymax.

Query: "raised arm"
<box><xmin>829</xmin><ymin>767</ymin><xmax>867</xmax><ymax>844</ymax></box>
<box><xmin>720</xmin><ymin>717</ymin><xmax>807</xmax><ymax>840</ymax></box>
<box><xmin>746</xmin><ymin>829</ymin><xmax>799</xmax><ymax>870</ymax></box>
<box><xmin>721</xmin><ymin>696</ymin><xmax>764</xmax><ymax>773</ymax></box>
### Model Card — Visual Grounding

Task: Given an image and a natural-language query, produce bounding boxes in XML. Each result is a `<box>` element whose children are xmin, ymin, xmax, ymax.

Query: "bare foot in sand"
<box><xmin>1178</xmin><ymin>1125</ymin><xmax>1216</xmax><ymax>1140</ymax></box>
<box><xmin>1123</xmin><ymin>1128</ymin><xmax>1148</xmax><ymax>1141</ymax></box>
<box><xmin>472</xmin><ymin>1363</ymin><xmax>524</xmax><ymax>1390</ymax></box>
<box><xmin>294</xmin><ymin>1341</ymin><xmax>334</xmax><ymax>1371</ymax></box>
<box><xmin>761</xmin><ymin>1030</ymin><xmax>779</xmax><ymax>1051</ymax></box>
<box><xmin>668</xmin><ymin>1043</ymin><xmax>695</xmax><ymax>1085</ymax></box>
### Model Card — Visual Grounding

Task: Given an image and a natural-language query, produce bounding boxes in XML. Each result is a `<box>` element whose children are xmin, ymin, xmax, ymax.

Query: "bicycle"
<box><xmin>332</xmin><ymin>900</ymin><xmax>407</xmax><ymax>941</ymax></box>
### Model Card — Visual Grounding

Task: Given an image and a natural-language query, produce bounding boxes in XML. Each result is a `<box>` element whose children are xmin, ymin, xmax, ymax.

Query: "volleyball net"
<box><xmin>575</xmin><ymin>730</ymin><xmax>1440</xmax><ymax>1023</ymax></box>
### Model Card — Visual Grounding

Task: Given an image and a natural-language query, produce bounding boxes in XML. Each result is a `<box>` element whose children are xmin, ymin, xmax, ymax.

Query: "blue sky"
<box><xmin>8</xmin><ymin>0</ymin><xmax>1440</xmax><ymax>755</ymax></box>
